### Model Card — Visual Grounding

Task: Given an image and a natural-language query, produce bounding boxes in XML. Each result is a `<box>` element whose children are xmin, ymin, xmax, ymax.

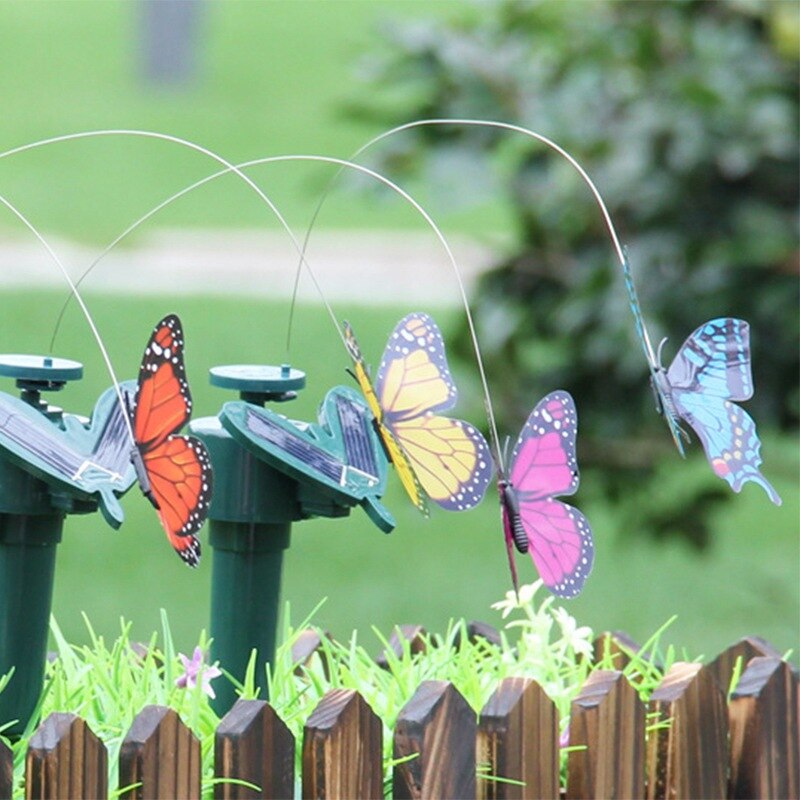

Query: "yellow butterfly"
<box><xmin>343</xmin><ymin>313</ymin><xmax>493</xmax><ymax>514</ymax></box>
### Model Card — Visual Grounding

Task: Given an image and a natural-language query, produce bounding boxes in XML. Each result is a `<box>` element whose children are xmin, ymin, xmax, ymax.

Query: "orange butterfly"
<box><xmin>344</xmin><ymin>312</ymin><xmax>492</xmax><ymax>515</ymax></box>
<box><xmin>129</xmin><ymin>315</ymin><xmax>213</xmax><ymax>567</ymax></box>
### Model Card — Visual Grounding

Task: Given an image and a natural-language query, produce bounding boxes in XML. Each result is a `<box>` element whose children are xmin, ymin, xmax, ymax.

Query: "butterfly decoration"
<box><xmin>343</xmin><ymin>312</ymin><xmax>493</xmax><ymax>515</ymax></box>
<box><xmin>622</xmin><ymin>255</ymin><xmax>781</xmax><ymax>505</ymax></box>
<box><xmin>128</xmin><ymin>314</ymin><xmax>214</xmax><ymax>566</ymax></box>
<box><xmin>498</xmin><ymin>391</ymin><xmax>594</xmax><ymax>598</ymax></box>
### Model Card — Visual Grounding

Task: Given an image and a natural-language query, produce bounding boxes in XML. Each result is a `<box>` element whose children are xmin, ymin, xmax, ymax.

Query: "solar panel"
<box><xmin>0</xmin><ymin>402</ymin><xmax>78</xmax><ymax>478</ymax></box>
<box><xmin>335</xmin><ymin>393</ymin><xmax>378</xmax><ymax>479</ymax></box>
<box><xmin>77</xmin><ymin>390</ymin><xmax>132</xmax><ymax>482</ymax></box>
<box><xmin>245</xmin><ymin>407</ymin><xmax>344</xmax><ymax>485</ymax></box>
<box><xmin>0</xmin><ymin>384</ymin><xmax>135</xmax><ymax>497</ymax></box>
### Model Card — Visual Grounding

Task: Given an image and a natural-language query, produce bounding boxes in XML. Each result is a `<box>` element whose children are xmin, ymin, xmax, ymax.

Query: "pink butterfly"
<box><xmin>498</xmin><ymin>391</ymin><xmax>594</xmax><ymax>598</ymax></box>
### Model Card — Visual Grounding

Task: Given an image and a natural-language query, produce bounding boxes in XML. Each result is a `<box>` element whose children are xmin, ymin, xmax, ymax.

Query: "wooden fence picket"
<box><xmin>452</xmin><ymin>621</ymin><xmax>502</xmax><ymax>650</ymax></box>
<box><xmin>729</xmin><ymin>656</ymin><xmax>799</xmax><ymax>799</ymax></box>
<box><xmin>1</xmin><ymin>738</ymin><xmax>12</xmax><ymax>800</ymax></box>
<box><xmin>645</xmin><ymin>662</ymin><xmax>727</xmax><ymax>799</ymax></box>
<box><xmin>291</xmin><ymin>630</ymin><xmax>333</xmax><ymax>678</ymax></box>
<box><xmin>566</xmin><ymin>669</ymin><xmax>645</xmax><ymax>800</ymax></box>
<box><xmin>302</xmin><ymin>688</ymin><xmax>382</xmax><ymax>800</ymax></box>
<box><xmin>215</xmin><ymin>698</ymin><xmax>295</xmax><ymax>800</ymax></box>
<box><xmin>376</xmin><ymin>625</ymin><xmax>427</xmax><ymax>669</ymax></box>
<box><xmin>393</xmin><ymin>680</ymin><xmax>476</xmax><ymax>800</ymax></box>
<box><xmin>118</xmin><ymin>705</ymin><xmax>201</xmax><ymax>800</ymax></box>
<box><xmin>592</xmin><ymin>632</ymin><xmax>641</xmax><ymax>671</ymax></box>
<box><xmin>5</xmin><ymin>633</ymin><xmax>799</xmax><ymax>798</ymax></box>
<box><xmin>706</xmin><ymin>635</ymin><xmax>782</xmax><ymax>696</ymax></box>
<box><xmin>478</xmin><ymin>677</ymin><xmax>558</xmax><ymax>800</ymax></box>
<box><xmin>25</xmin><ymin>713</ymin><xmax>107</xmax><ymax>800</ymax></box>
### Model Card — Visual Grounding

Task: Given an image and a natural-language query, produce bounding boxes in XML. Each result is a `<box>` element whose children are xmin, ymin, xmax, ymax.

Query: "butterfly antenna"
<box><xmin>0</xmin><ymin>193</ymin><xmax>137</xmax><ymax>449</ymax></box>
<box><xmin>501</xmin><ymin>435</ymin><xmax>512</xmax><ymax>471</ymax></box>
<box><xmin>655</xmin><ymin>336</ymin><xmax>669</xmax><ymax>371</ymax></box>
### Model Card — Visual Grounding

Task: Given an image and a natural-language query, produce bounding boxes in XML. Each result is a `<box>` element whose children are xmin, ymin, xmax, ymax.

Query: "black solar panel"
<box><xmin>335</xmin><ymin>394</ymin><xmax>378</xmax><ymax>479</ymax></box>
<box><xmin>0</xmin><ymin>401</ymin><xmax>80</xmax><ymax>478</ymax></box>
<box><xmin>245</xmin><ymin>407</ymin><xmax>344</xmax><ymax>484</ymax></box>
<box><xmin>0</xmin><ymin>390</ymin><xmax>132</xmax><ymax>485</ymax></box>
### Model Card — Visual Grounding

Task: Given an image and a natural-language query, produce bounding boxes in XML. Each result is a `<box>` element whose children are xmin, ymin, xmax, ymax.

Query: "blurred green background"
<box><xmin>0</xmin><ymin>1</ymin><xmax>796</xmax><ymax>666</ymax></box>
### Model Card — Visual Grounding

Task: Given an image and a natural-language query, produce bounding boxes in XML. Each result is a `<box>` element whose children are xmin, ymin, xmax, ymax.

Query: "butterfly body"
<box><xmin>130</xmin><ymin>444</ymin><xmax>158</xmax><ymax>509</ymax></box>
<box><xmin>130</xmin><ymin>315</ymin><xmax>214</xmax><ymax>566</ymax></box>
<box><xmin>498</xmin><ymin>479</ymin><xmax>528</xmax><ymax>554</ymax></box>
<box><xmin>344</xmin><ymin>313</ymin><xmax>493</xmax><ymax>514</ymax></box>
<box><xmin>499</xmin><ymin>391</ymin><xmax>594</xmax><ymax>598</ymax></box>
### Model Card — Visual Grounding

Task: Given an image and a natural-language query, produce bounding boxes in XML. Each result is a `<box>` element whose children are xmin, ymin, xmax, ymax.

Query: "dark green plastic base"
<box><xmin>0</xmin><ymin>513</ymin><xmax>63</xmax><ymax>737</ymax></box>
<box><xmin>209</xmin><ymin>521</ymin><xmax>290</xmax><ymax>715</ymax></box>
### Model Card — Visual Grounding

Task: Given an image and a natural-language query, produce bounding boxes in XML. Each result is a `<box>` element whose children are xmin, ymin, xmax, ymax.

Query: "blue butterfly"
<box><xmin>622</xmin><ymin>255</ymin><xmax>781</xmax><ymax>505</ymax></box>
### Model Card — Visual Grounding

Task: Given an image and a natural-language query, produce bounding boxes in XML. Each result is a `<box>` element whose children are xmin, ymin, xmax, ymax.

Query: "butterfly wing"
<box><xmin>376</xmin><ymin>313</ymin><xmax>492</xmax><ymax>510</ymax></box>
<box><xmin>667</xmin><ymin>318</ymin><xmax>753</xmax><ymax>401</ymax></box>
<box><xmin>508</xmin><ymin>391</ymin><xmax>594</xmax><ymax>597</ymax></box>
<box><xmin>132</xmin><ymin>314</ymin><xmax>213</xmax><ymax>565</ymax></box>
<box><xmin>671</xmin><ymin>390</ymin><xmax>781</xmax><ymax>505</ymax></box>
<box><xmin>134</xmin><ymin>315</ymin><xmax>193</xmax><ymax>449</ymax></box>
<box><xmin>666</xmin><ymin>317</ymin><xmax>779</xmax><ymax>504</ymax></box>
<box><xmin>344</xmin><ymin>320</ymin><xmax>429</xmax><ymax>514</ymax></box>
<box><xmin>392</xmin><ymin>413</ymin><xmax>493</xmax><ymax>510</ymax></box>
<box><xmin>143</xmin><ymin>436</ymin><xmax>213</xmax><ymax>566</ymax></box>
<box><xmin>622</xmin><ymin>251</ymin><xmax>659</xmax><ymax>370</ymax></box>
<box><xmin>376</xmin><ymin>312</ymin><xmax>457</xmax><ymax>417</ymax></box>
<box><xmin>622</xmin><ymin>253</ymin><xmax>688</xmax><ymax>454</ymax></box>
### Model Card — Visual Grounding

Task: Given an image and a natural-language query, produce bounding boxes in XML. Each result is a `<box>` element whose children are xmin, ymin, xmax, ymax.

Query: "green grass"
<box><xmin>0</xmin><ymin>1</ymin><xmax>511</xmax><ymax>242</ymax></box>
<box><xmin>0</xmin><ymin>290</ymin><xmax>796</xmax><ymax>666</ymax></box>
<box><xmin>7</xmin><ymin>588</ymin><xmax>671</xmax><ymax>797</ymax></box>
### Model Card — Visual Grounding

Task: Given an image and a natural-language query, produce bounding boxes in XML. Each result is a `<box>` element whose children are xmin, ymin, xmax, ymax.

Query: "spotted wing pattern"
<box><xmin>345</xmin><ymin>313</ymin><xmax>492</xmax><ymax>513</ymax></box>
<box><xmin>132</xmin><ymin>315</ymin><xmax>213</xmax><ymax>566</ymax></box>
<box><xmin>344</xmin><ymin>319</ymin><xmax>428</xmax><ymax>514</ymax></box>
<box><xmin>502</xmin><ymin>391</ymin><xmax>594</xmax><ymax>598</ymax></box>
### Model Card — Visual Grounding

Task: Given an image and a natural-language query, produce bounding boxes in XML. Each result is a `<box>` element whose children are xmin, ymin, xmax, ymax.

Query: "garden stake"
<box><xmin>0</xmin><ymin>356</ymin><xmax>135</xmax><ymax>737</ymax></box>
<box><xmin>192</xmin><ymin>364</ymin><xmax>393</xmax><ymax>716</ymax></box>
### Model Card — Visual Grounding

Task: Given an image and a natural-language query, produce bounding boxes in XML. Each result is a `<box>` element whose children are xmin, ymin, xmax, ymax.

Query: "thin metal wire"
<box><xmin>292</xmin><ymin>118</ymin><xmax>656</xmax><ymax>469</ymax></box>
<box><xmin>0</xmin><ymin>193</ymin><xmax>136</xmax><ymax>446</ymax></box>
<box><xmin>0</xmin><ymin>129</ymin><xmax>342</xmax><ymax>360</ymax></box>
<box><xmin>46</xmin><ymin>156</ymin><xmax>493</xmax><ymax>448</ymax></box>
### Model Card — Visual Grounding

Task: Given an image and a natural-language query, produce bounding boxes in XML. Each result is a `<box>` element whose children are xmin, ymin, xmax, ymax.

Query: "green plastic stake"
<box><xmin>191</xmin><ymin>366</ymin><xmax>305</xmax><ymax>715</ymax></box>
<box><xmin>0</xmin><ymin>509</ymin><xmax>62</xmax><ymax>738</ymax></box>
<box><xmin>0</xmin><ymin>356</ymin><xmax>137</xmax><ymax>737</ymax></box>
<box><xmin>193</xmin><ymin>365</ymin><xmax>394</xmax><ymax>715</ymax></box>
<box><xmin>0</xmin><ymin>357</ymin><xmax>78</xmax><ymax>737</ymax></box>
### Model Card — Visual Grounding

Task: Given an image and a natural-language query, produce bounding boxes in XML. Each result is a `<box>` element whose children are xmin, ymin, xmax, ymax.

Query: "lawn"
<box><xmin>0</xmin><ymin>290</ymin><xmax>796</xmax><ymax>666</ymax></box>
<box><xmin>0</xmin><ymin>1</ymin><xmax>509</xmax><ymax>243</ymax></box>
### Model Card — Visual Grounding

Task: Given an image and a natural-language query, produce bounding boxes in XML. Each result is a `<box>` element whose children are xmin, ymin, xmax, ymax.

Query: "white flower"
<box><xmin>552</xmin><ymin>607</ymin><xmax>593</xmax><ymax>657</ymax></box>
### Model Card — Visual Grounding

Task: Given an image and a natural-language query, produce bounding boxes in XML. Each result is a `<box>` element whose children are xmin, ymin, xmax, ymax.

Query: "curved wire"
<box><xmin>0</xmin><ymin>129</ymin><xmax>342</xmax><ymax>356</ymax></box>
<box><xmin>0</xmin><ymin>193</ymin><xmax>136</xmax><ymax>445</ymax></box>
<box><xmin>292</xmin><ymin>118</ymin><xmax>667</xmax><ymax>464</ymax></box>
<box><xmin>44</xmin><ymin>154</ymin><xmax>501</xmax><ymax>454</ymax></box>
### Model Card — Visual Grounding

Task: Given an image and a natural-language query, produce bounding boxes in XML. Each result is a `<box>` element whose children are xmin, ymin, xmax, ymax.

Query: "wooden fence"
<box><xmin>6</xmin><ymin>630</ymin><xmax>798</xmax><ymax>799</ymax></box>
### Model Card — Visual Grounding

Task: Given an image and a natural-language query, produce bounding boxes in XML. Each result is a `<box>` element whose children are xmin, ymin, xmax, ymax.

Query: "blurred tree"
<box><xmin>350</xmin><ymin>0</ymin><xmax>798</xmax><ymax>546</ymax></box>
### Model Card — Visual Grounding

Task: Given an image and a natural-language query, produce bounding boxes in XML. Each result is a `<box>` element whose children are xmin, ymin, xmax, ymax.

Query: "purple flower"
<box><xmin>175</xmin><ymin>646</ymin><xmax>222</xmax><ymax>698</ymax></box>
<box><xmin>559</xmin><ymin>722</ymin><xmax>570</xmax><ymax>748</ymax></box>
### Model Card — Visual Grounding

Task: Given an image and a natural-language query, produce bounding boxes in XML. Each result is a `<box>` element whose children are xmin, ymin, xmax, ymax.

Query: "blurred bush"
<box><xmin>351</xmin><ymin>0</ymin><xmax>798</xmax><ymax>545</ymax></box>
